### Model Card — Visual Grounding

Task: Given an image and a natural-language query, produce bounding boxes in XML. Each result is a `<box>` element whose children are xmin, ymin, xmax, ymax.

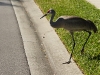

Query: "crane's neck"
<box><xmin>50</xmin><ymin>13</ymin><xmax>56</xmax><ymax>28</ymax></box>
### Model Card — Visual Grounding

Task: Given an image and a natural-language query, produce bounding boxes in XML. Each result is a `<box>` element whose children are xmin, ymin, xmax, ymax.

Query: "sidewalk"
<box><xmin>86</xmin><ymin>0</ymin><xmax>100</xmax><ymax>9</ymax></box>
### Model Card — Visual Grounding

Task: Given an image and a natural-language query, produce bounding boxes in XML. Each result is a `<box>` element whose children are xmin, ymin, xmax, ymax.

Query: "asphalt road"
<box><xmin>0</xmin><ymin>0</ymin><xmax>30</xmax><ymax>75</ymax></box>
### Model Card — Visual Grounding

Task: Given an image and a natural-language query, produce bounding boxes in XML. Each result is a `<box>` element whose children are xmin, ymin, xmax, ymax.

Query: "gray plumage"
<box><xmin>40</xmin><ymin>9</ymin><xmax>97</xmax><ymax>64</ymax></box>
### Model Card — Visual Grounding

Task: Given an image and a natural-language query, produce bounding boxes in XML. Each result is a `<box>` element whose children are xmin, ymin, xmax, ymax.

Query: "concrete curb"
<box><xmin>86</xmin><ymin>0</ymin><xmax>100</xmax><ymax>9</ymax></box>
<box><xmin>12</xmin><ymin>0</ymin><xmax>83</xmax><ymax>75</ymax></box>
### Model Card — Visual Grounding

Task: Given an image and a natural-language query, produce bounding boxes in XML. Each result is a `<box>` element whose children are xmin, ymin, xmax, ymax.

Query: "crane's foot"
<box><xmin>63</xmin><ymin>61</ymin><xmax>71</xmax><ymax>64</ymax></box>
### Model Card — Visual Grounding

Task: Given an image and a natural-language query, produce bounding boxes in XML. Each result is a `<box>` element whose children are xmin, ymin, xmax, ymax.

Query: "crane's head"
<box><xmin>40</xmin><ymin>9</ymin><xmax>55</xmax><ymax>19</ymax></box>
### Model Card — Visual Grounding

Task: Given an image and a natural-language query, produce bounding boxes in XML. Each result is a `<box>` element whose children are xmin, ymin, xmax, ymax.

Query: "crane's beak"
<box><xmin>40</xmin><ymin>14</ymin><xmax>47</xmax><ymax>19</ymax></box>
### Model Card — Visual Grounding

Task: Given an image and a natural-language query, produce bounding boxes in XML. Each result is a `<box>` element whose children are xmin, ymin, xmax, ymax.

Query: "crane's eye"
<box><xmin>47</xmin><ymin>10</ymin><xmax>51</xmax><ymax>13</ymax></box>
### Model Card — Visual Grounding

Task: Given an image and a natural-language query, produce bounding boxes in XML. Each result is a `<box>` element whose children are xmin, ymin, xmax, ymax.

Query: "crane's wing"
<box><xmin>57</xmin><ymin>16</ymin><xmax>92</xmax><ymax>31</ymax></box>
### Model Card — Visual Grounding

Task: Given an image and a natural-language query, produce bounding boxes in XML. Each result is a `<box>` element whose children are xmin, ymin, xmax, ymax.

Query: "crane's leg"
<box><xmin>81</xmin><ymin>31</ymin><xmax>91</xmax><ymax>54</ymax></box>
<box><xmin>63</xmin><ymin>32</ymin><xmax>75</xmax><ymax>64</ymax></box>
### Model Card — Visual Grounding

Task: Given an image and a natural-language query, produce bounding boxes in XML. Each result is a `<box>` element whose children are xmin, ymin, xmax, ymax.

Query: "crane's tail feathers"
<box><xmin>40</xmin><ymin>14</ymin><xmax>47</xmax><ymax>19</ymax></box>
<box><xmin>87</xmin><ymin>20</ymin><xmax>98</xmax><ymax>33</ymax></box>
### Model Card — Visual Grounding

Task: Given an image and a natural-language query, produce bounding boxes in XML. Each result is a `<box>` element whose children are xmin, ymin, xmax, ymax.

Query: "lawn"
<box><xmin>34</xmin><ymin>0</ymin><xmax>100</xmax><ymax>75</ymax></box>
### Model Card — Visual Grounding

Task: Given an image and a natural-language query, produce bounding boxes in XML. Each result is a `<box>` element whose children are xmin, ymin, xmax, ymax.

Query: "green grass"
<box><xmin>34</xmin><ymin>0</ymin><xmax>100</xmax><ymax>75</ymax></box>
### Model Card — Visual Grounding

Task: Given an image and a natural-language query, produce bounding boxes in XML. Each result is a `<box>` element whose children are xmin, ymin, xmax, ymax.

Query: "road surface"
<box><xmin>0</xmin><ymin>0</ymin><xmax>30</xmax><ymax>75</ymax></box>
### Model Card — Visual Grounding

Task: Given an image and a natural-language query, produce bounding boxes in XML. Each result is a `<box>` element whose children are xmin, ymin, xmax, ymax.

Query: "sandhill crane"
<box><xmin>40</xmin><ymin>9</ymin><xmax>97</xmax><ymax>64</ymax></box>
